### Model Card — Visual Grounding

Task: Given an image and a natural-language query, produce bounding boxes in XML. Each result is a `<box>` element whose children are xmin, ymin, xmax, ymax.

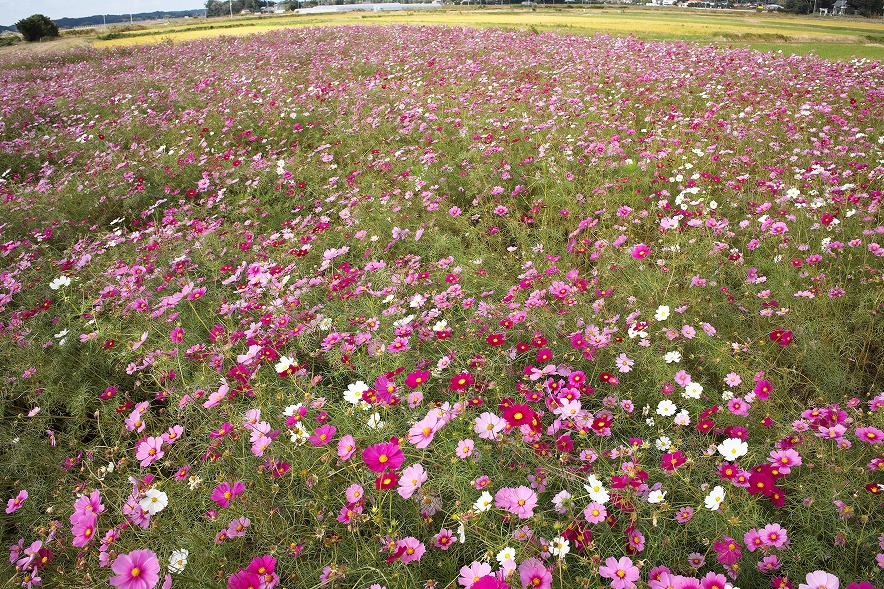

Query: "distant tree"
<box><xmin>851</xmin><ymin>0</ymin><xmax>883</xmax><ymax>15</ymax></box>
<box><xmin>14</xmin><ymin>14</ymin><xmax>60</xmax><ymax>42</ymax></box>
<box><xmin>207</xmin><ymin>0</ymin><xmax>254</xmax><ymax>15</ymax></box>
<box><xmin>783</xmin><ymin>0</ymin><xmax>813</xmax><ymax>12</ymax></box>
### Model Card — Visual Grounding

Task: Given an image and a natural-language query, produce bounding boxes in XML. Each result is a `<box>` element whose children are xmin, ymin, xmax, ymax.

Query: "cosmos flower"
<box><xmin>110</xmin><ymin>549</ymin><xmax>160</xmax><ymax>589</ymax></box>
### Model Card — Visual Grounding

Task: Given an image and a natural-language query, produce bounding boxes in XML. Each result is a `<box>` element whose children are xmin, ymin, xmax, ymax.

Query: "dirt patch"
<box><xmin>0</xmin><ymin>37</ymin><xmax>92</xmax><ymax>59</ymax></box>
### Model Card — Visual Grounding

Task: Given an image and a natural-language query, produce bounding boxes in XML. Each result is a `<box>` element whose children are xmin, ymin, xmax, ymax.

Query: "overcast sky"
<box><xmin>2</xmin><ymin>1</ymin><xmax>206</xmax><ymax>27</ymax></box>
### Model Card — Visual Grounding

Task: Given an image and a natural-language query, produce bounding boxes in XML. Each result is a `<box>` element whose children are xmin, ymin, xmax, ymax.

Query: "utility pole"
<box><xmin>230</xmin><ymin>0</ymin><xmax>234</xmax><ymax>16</ymax></box>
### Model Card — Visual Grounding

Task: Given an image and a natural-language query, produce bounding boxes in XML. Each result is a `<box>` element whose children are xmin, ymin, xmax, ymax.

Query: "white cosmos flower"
<box><xmin>717</xmin><ymin>438</ymin><xmax>748</xmax><ymax>462</ymax></box>
<box><xmin>647</xmin><ymin>489</ymin><xmax>666</xmax><ymax>504</ymax></box>
<box><xmin>274</xmin><ymin>355</ymin><xmax>296</xmax><ymax>374</ymax></box>
<box><xmin>366</xmin><ymin>412</ymin><xmax>385</xmax><ymax>430</ymax></box>
<box><xmin>139</xmin><ymin>489</ymin><xmax>168</xmax><ymax>515</ymax></box>
<box><xmin>704</xmin><ymin>485</ymin><xmax>725</xmax><ymax>510</ymax></box>
<box><xmin>473</xmin><ymin>491</ymin><xmax>493</xmax><ymax>512</ymax></box>
<box><xmin>656</xmin><ymin>400</ymin><xmax>677</xmax><ymax>417</ymax></box>
<box><xmin>168</xmin><ymin>548</ymin><xmax>189</xmax><ymax>573</ymax></box>
<box><xmin>344</xmin><ymin>381</ymin><xmax>369</xmax><ymax>405</ymax></box>
<box><xmin>655</xmin><ymin>436</ymin><xmax>672</xmax><ymax>451</ymax></box>
<box><xmin>49</xmin><ymin>276</ymin><xmax>71</xmax><ymax>290</ymax></box>
<box><xmin>654</xmin><ymin>305</ymin><xmax>670</xmax><ymax>321</ymax></box>
<box><xmin>683</xmin><ymin>382</ymin><xmax>703</xmax><ymax>399</ymax></box>
<box><xmin>584</xmin><ymin>475</ymin><xmax>609</xmax><ymax>504</ymax></box>
<box><xmin>664</xmin><ymin>351</ymin><xmax>682</xmax><ymax>364</ymax></box>
<box><xmin>496</xmin><ymin>546</ymin><xmax>516</xmax><ymax>565</ymax></box>
<box><xmin>289</xmin><ymin>424</ymin><xmax>309</xmax><ymax>444</ymax></box>
<box><xmin>549</xmin><ymin>536</ymin><xmax>570</xmax><ymax>559</ymax></box>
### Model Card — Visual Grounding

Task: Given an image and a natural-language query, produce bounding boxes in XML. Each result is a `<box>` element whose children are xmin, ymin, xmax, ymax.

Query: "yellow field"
<box><xmin>87</xmin><ymin>7</ymin><xmax>884</xmax><ymax>59</ymax></box>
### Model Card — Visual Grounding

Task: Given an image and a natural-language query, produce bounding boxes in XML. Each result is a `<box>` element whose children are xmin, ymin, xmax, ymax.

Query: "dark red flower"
<box><xmin>375</xmin><ymin>470</ymin><xmax>399</xmax><ymax>490</ymax></box>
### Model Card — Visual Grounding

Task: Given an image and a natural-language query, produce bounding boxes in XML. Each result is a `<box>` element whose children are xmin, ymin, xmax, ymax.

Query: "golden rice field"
<box><xmin>87</xmin><ymin>6</ymin><xmax>884</xmax><ymax>60</ymax></box>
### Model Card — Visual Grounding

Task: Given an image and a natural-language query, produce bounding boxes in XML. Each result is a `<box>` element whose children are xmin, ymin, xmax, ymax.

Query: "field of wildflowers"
<box><xmin>0</xmin><ymin>25</ymin><xmax>882</xmax><ymax>589</ymax></box>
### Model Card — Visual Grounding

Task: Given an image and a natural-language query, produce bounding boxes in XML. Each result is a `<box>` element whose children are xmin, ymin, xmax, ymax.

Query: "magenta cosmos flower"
<box><xmin>599</xmin><ymin>556</ymin><xmax>640</xmax><ymax>589</ymax></box>
<box><xmin>309</xmin><ymin>424</ymin><xmax>336</xmax><ymax>446</ymax></box>
<box><xmin>226</xmin><ymin>569</ymin><xmax>262</xmax><ymax>589</ymax></box>
<box><xmin>362</xmin><ymin>439</ymin><xmax>404</xmax><ymax>472</ymax></box>
<box><xmin>210</xmin><ymin>481</ymin><xmax>245</xmax><ymax>508</ymax></box>
<box><xmin>631</xmin><ymin>243</ymin><xmax>650</xmax><ymax>260</ymax></box>
<box><xmin>798</xmin><ymin>571</ymin><xmax>840</xmax><ymax>589</ymax></box>
<box><xmin>855</xmin><ymin>426</ymin><xmax>884</xmax><ymax>445</ymax></box>
<box><xmin>110</xmin><ymin>549</ymin><xmax>160</xmax><ymax>589</ymax></box>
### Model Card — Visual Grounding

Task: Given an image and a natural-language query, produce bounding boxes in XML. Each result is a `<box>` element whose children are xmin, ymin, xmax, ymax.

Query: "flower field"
<box><xmin>1</xmin><ymin>25</ymin><xmax>883</xmax><ymax>589</ymax></box>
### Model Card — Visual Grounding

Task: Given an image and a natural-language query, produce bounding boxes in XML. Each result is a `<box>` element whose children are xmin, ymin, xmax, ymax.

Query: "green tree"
<box><xmin>14</xmin><ymin>14</ymin><xmax>59</xmax><ymax>42</ymax></box>
<box><xmin>851</xmin><ymin>0</ymin><xmax>883</xmax><ymax>15</ymax></box>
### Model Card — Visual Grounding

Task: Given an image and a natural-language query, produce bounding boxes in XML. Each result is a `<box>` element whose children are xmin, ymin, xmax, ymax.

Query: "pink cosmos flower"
<box><xmin>599</xmin><ymin>556</ymin><xmax>640</xmax><ymax>589</ymax></box>
<box><xmin>362</xmin><ymin>439</ymin><xmax>405</xmax><ymax>472</ymax></box>
<box><xmin>434</xmin><ymin>528</ymin><xmax>456</xmax><ymax>550</ymax></box>
<box><xmin>396</xmin><ymin>537</ymin><xmax>425</xmax><ymax>564</ymax></box>
<box><xmin>246</xmin><ymin>555</ymin><xmax>276</xmax><ymax>583</ymax></box>
<box><xmin>210</xmin><ymin>481</ymin><xmax>245</xmax><ymax>508</ymax></box>
<box><xmin>494</xmin><ymin>486</ymin><xmax>537</xmax><ymax>519</ymax></box>
<box><xmin>227</xmin><ymin>569</ymin><xmax>262</xmax><ymax>589</ymax></box>
<box><xmin>125</xmin><ymin>409</ymin><xmax>147</xmax><ymax>433</ymax></box>
<box><xmin>72</xmin><ymin>490</ymin><xmax>104</xmax><ymax>520</ymax></box>
<box><xmin>713</xmin><ymin>536</ymin><xmax>742</xmax><ymax>565</ymax></box>
<box><xmin>457</xmin><ymin>439</ymin><xmax>475</xmax><ymax>459</ymax></box>
<box><xmin>459</xmin><ymin>562</ymin><xmax>493</xmax><ymax>588</ymax></box>
<box><xmin>856</xmin><ymin>426</ymin><xmax>884</xmax><ymax>445</ymax></box>
<box><xmin>743</xmin><ymin>528</ymin><xmax>764</xmax><ymax>552</ymax></box>
<box><xmin>6</xmin><ymin>490</ymin><xmax>27</xmax><ymax>514</ymax></box>
<box><xmin>699</xmin><ymin>571</ymin><xmax>728</xmax><ymax>589</ymax></box>
<box><xmin>474</xmin><ymin>412</ymin><xmax>505</xmax><ymax>441</ymax></box>
<box><xmin>627</xmin><ymin>529</ymin><xmax>645</xmax><ymax>553</ymax></box>
<box><xmin>338</xmin><ymin>434</ymin><xmax>357</xmax><ymax>460</ymax></box>
<box><xmin>727</xmin><ymin>397</ymin><xmax>750</xmax><ymax>417</ymax></box>
<box><xmin>754</xmin><ymin>379</ymin><xmax>773</xmax><ymax>400</ymax></box>
<box><xmin>71</xmin><ymin>512</ymin><xmax>97</xmax><ymax>547</ymax></box>
<box><xmin>397</xmin><ymin>463</ymin><xmax>427</xmax><ymax>499</ymax></box>
<box><xmin>757</xmin><ymin>555</ymin><xmax>782</xmax><ymax>573</ymax></box>
<box><xmin>583</xmin><ymin>501</ymin><xmax>607</xmax><ymax>524</ymax></box>
<box><xmin>518</xmin><ymin>558</ymin><xmax>552</xmax><ymax>589</ymax></box>
<box><xmin>407</xmin><ymin>413</ymin><xmax>442</xmax><ymax>448</ymax></box>
<box><xmin>798</xmin><ymin>571</ymin><xmax>840</xmax><ymax>589</ymax></box>
<box><xmin>169</xmin><ymin>327</ymin><xmax>184</xmax><ymax>344</ymax></box>
<box><xmin>309</xmin><ymin>424</ymin><xmax>336</xmax><ymax>446</ymax></box>
<box><xmin>345</xmin><ymin>484</ymin><xmax>364</xmax><ymax>504</ymax></box>
<box><xmin>768</xmin><ymin>448</ymin><xmax>802</xmax><ymax>474</ymax></box>
<box><xmin>109</xmin><ymin>549</ymin><xmax>160</xmax><ymax>589</ymax></box>
<box><xmin>162</xmin><ymin>425</ymin><xmax>183</xmax><ymax>444</ymax></box>
<box><xmin>337</xmin><ymin>503</ymin><xmax>362</xmax><ymax>523</ymax></box>
<box><xmin>761</xmin><ymin>523</ymin><xmax>789</xmax><ymax>549</ymax></box>
<box><xmin>135</xmin><ymin>436</ymin><xmax>164</xmax><ymax>468</ymax></box>
<box><xmin>631</xmin><ymin>243</ymin><xmax>650</xmax><ymax>260</ymax></box>
<box><xmin>226</xmin><ymin>516</ymin><xmax>250</xmax><ymax>538</ymax></box>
